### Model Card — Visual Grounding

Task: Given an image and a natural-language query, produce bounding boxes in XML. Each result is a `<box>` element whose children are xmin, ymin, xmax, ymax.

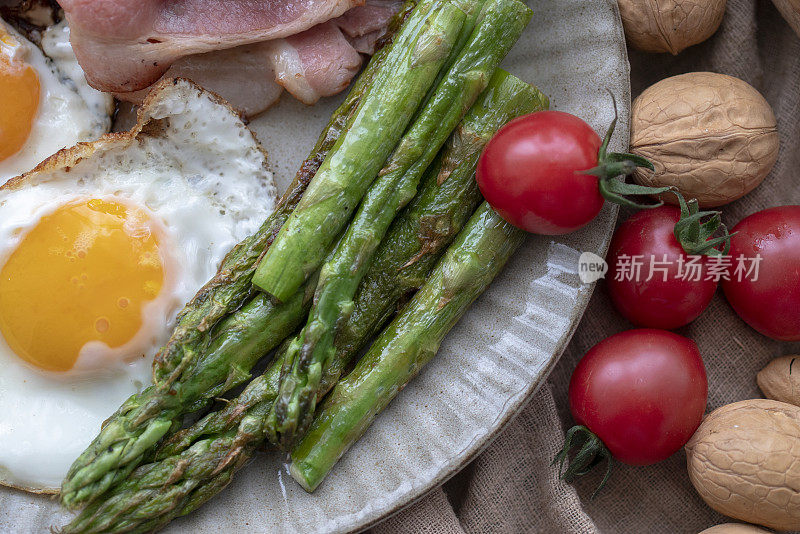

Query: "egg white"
<box><xmin>41</xmin><ymin>19</ymin><xmax>114</xmax><ymax>136</ymax></box>
<box><xmin>0</xmin><ymin>18</ymin><xmax>113</xmax><ymax>181</ymax></box>
<box><xmin>0</xmin><ymin>78</ymin><xmax>276</xmax><ymax>491</ymax></box>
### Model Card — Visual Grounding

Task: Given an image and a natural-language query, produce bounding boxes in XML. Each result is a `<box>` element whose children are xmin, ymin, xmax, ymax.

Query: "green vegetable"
<box><xmin>330</xmin><ymin>69</ymin><xmax>547</xmax><ymax>391</ymax></box>
<box><xmin>61</xmin><ymin>411</ymin><xmax>269</xmax><ymax>534</ymax></box>
<box><xmin>59</xmin><ymin>280</ymin><xmax>315</xmax><ymax>511</ymax></box>
<box><xmin>61</xmin><ymin>73</ymin><xmax>543</xmax><ymax>532</ymax></box>
<box><xmin>290</xmin><ymin>202</ymin><xmax>525</xmax><ymax>492</ymax></box>
<box><xmin>251</xmin><ymin>0</ymin><xmax>468</xmax><ymax>302</ymax></box>
<box><xmin>269</xmin><ymin>0</ymin><xmax>535</xmax><ymax>449</ymax></box>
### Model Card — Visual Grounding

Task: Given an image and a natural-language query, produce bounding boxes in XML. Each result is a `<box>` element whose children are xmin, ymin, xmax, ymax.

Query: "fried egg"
<box><xmin>0</xmin><ymin>78</ymin><xmax>276</xmax><ymax>492</ymax></box>
<box><xmin>0</xmin><ymin>18</ymin><xmax>113</xmax><ymax>181</ymax></box>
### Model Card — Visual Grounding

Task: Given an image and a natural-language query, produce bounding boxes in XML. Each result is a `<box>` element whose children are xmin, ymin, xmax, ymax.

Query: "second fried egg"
<box><xmin>0</xmin><ymin>18</ymin><xmax>113</xmax><ymax>181</ymax></box>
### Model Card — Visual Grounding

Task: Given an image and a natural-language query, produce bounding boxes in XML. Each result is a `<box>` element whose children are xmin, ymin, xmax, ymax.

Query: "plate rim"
<box><xmin>0</xmin><ymin>0</ymin><xmax>631</xmax><ymax>530</ymax></box>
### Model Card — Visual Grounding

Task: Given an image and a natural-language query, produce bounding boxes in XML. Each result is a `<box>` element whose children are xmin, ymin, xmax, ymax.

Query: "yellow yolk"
<box><xmin>0</xmin><ymin>199</ymin><xmax>165</xmax><ymax>372</ymax></box>
<box><xmin>0</xmin><ymin>29</ymin><xmax>40</xmax><ymax>162</ymax></box>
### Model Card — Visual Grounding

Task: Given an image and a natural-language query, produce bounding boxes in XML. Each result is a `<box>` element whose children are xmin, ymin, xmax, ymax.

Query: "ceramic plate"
<box><xmin>0</xmin><ymin>0</ymin><xmax>629</xmax><ymax>531</ymax></box>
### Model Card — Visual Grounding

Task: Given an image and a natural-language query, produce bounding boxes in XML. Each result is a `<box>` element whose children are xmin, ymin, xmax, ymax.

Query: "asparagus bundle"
<box><xmin>290</xmin><ymin>202</ymin><xmax>525</xmax><ymax>492</ymax></box>
<box><xmin>58</xmin><ymin>2</ymin><xmax>418</xmax><ymax>509</ymax></box>
<box><xmin>166</xmin><ymin>72</ymin><xmax>547</xmax><ymax>453</ymax></box>
<box><xmin>328</xmin><ymin>69</ymin><xmax>547</xmax><ymax>392</ymax></box>
<box><xmin>251</xmin><ymin>0</ymin><xmax>469</xmax><ymax>302</ymax></box>
<box><xmin>269</xmin><ymin>0</ymin><xmax>534</xmax><ymax>449</ymax></box>
<box><xmin>168</xmin><ymin>69</ymin><xmax>547</xmax><ymax>458</ymax></box>
<box><xmin>62</xmin><ymin>73</ymin><xmax>545</xmax><ymax>534</ymax></box>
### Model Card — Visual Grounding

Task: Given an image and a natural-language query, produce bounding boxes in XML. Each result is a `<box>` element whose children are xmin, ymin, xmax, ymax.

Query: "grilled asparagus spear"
<box><xmin>62</xmin><ymin>73</ymin><xmax>545</xmax><ymax>533</ymax></box>
<box><xmin>269</xmin><ymin>0</ymin><xmax>534</xmax><ymax>449</ymax></box>
<box><xmin>251</xmin><ymin>0</ymin><xmax>468</xmax><ymax>301</ymax></box>
<box><xmin>290</xmin><ymin>202</ymin><xmax>525</xmax><ymax>492</ymax></box>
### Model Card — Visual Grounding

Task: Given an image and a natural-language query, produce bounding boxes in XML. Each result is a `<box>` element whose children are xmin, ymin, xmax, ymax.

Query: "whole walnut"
<box><xmin>686</xmin><ymin>399</ymin><xmax>800</xmax><ymax>531</ymax></box>
<box><xmin>618</xmin><ymin>0</ymin><xmax>727</xmax><ymax>54</ymax></box>
<box><xmin>772</xmin><ymin>0</ymin><xmax>800</xmax><ymax>38</ymax></box>
<box><xmin>630</xmin><ymin>72</ymin><xmax>779</xmax><ymax>208</ymax></box>
<box><xmin>757</xmin><ymin>356</ymin><xmax>800</xmax><ymax>406</ymax></box>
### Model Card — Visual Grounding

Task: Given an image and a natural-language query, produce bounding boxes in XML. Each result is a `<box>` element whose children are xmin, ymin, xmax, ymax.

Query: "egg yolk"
<box><xmin>0</xmin><ymin>199</ymin><xmax>165</xmax><ymax>372</ymax></box>
<box><xmin>0</xmin><ymin>29</ymin><xmax>40</xmax><ymax>162</ymax></box>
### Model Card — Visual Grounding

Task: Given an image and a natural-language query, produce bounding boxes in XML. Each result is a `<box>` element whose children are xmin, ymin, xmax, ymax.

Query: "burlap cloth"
<box><xmin>371</xmin><ymin>1</ymin><xmax>800</xmax><ymax>532</ymax></box>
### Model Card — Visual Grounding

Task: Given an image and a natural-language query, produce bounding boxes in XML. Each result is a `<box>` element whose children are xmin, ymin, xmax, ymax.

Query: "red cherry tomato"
<box><xmin>722</xmin><ymin>205</ymin><xmax>800</xmax><ymax>341</ymax></box>
<box><xmin>607</xmin><ymin>206</ymin><xmax>717</xmax><ymax>329</ymax></box>
<box><xmin>568</xmin><ymin>329</ymin><xmax>707</xmax><ymax>465</ymax></box>
<box><xmin>476</xmin><ymin>111</ymin><xmax>605</xmax><ymax>235</ymax></box>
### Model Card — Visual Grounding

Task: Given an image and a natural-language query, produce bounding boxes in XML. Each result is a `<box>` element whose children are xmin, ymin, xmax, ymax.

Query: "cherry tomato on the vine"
<box><xmin>722</xmin><ymin>205</ymin><xmax>800</xmax><ymax>341</ymax></box>
<box><xmin>566</xmin><ymin>329</ymin><xmax>707</xmax><ymax>467</ymax></box>
<box><xmin>607</xmin><ymin>206</ymin><xmax>718</xmax><ymax>330</ymax></box>
<box><xmin>476</xmin><ymin>109</ymin><xmax>659</xmax><ymax>235</ymax></box>
<box><xmin>476</xmin><ymin>111</ymin><xmax>604</xmax><ymax>235</ymax></box>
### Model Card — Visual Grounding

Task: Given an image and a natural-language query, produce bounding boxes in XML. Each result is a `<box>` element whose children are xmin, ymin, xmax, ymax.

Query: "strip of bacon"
<box><xmin>107</xmin><ymin>0</ymin><xmax>401</xmax><ymax>113</ymax></box>
<box><xmin>117</xmin><ymin>44</ymin><xmax>285</xmax><ymax>117</ymax></box>
<box><xmin>335</xmin><ymin>0</ymin><xmax>402</xmax><ymax>38</ymax></box>
<box><xmin>263</xmin><ymin>21</ymin><xmax>362</xmax><ymax>105</ymax></box>
<box><xmin>59</xmin><ymin>0</ymin><xmax>362</xmax><ymax>92</ymax></box>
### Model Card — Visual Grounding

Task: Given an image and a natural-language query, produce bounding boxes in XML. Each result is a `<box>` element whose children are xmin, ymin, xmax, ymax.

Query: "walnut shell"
<box><xmin>699</xmin><ymin>524</ymin><xmax>771</xmax><ymax>534</ymax></box>
<box><xmin>757</xmin><ymin>356</ymin><xmax>800</xmax><ymax>406</ymax></box>
<box><xmin>631</xmin><ymin>72</ymin><xmax>779</xmax><ymax>208</ymax></box>
<box><xmin>772</xmin><ymin>0</ymin><xmax>800</xmax><ymax>38</ymax></box>
<box><xmin>618</xmin><ymin>0</ymin><xmax>726</xmax><ymax>54</ymax></box>
<box><xmin>686</xmin><ymin>399</ymin><xmax>800</xmax><ymax>531</ymax></box>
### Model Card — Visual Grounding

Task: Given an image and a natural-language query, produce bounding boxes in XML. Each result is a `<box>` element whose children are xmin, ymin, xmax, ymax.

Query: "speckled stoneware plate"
<box><xmin>0</xmin><ymin>0</ymin><xmax>629</xmax><ymax>531</ymax></box>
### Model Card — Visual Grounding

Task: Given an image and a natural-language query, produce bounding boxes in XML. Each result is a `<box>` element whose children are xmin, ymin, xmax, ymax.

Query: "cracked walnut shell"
<box><xmin>618</xmin><ymin>0</ymin><xmax>726</xmax><ymax>54</ymax></box>
<box><xmin>630</xmin><ymin>72</ymin><xmax>779</xmax><ymax>208</ymax></box>
<box><xmin>686</xmin><ymin>399</ymin><xmax>800</xmax><ymax>531</ymax></box>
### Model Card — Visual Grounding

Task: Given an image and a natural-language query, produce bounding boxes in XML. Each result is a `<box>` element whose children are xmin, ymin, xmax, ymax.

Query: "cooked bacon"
<box><xmin>116</xmin><ymin>44</ymin><xmax>284</xmax><ymax>117</ymax></box>
<box><xmin>334</xmin><ymin>0</ymin><xmax>401</xmax><ymax>39</ymax></box>
<box><xmin>159</xmin><ymin>45</ymin><xmax>284</xmax><ymax>116</ymax></box>
<box><xmin>93</xmin><ymin>0</ymin><xmax>401</xmax><ymax>112</ymax></box>
<box><xmin>59</xmin><ymin>0</ymin><xmax>362</xmax><ymax>92</ymax></box>
<box><xmin>346</xmin><ymin>32</ymin><xmax>378</xmax><ymax>54</ymax></box>
<box><xmin>263</xmin><ymin>21</ymin><xmax>362</xmax><ymax>105</ymax></box>
<box><xmin>260</xmin><ymin>0</ymin><xmax>399</xmax><ymax>105</ymax></box>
